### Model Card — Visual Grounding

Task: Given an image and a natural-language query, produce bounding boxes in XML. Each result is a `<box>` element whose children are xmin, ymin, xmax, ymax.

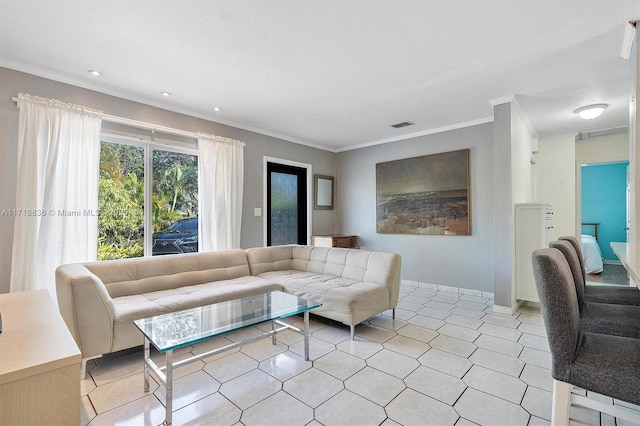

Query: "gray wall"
<box><xmin>336</xmin><ymin>123</ymin><xmax>495</xmax><ymax>292</ymax></box>
<box><xmin>1</xmin><ymin>67</ymin><xmax>499</xmax><ymax>296</ymax></box>
<box><xmin>0</xmin><ymin>67</ymin><xmax>336</xmax><ymax>293</ymax></box>
<box><xmin>492</xmin><ymin>103</ymin><xmax>514</xmax><ymax>307</ymax></box>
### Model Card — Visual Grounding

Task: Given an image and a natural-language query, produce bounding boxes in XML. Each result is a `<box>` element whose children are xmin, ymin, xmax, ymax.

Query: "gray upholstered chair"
<box><xmin>532</xmin><ymin>248</ymin><xmax>640</xmax><ymax>424</ymax></box>
<box><xmin>559</xmin><ymin>235</ymin><xmax>640</xmax><ymax>305</ymax></box>
<box><xmin>549</xmin><ymin>240</ymin><xmax>640</xmax><ymax>338</ymax></box>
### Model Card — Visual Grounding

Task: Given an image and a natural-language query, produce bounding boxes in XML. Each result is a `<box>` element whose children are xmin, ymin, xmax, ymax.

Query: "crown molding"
<box><xmin>488</xmin><ymin>94</ymin><xmax>538</xmax><ymax>138</ymax></box>
<box><xmin>336</xmin><ymin>117</ymin><xmax>494</xmax><ymax>153</ymax></box>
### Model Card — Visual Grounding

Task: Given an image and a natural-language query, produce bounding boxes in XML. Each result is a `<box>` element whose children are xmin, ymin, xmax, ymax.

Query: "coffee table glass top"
<box><xmin>133</xmin><ymin>291</ymin><xmax>321</xmax><ymax>352</ymax></box>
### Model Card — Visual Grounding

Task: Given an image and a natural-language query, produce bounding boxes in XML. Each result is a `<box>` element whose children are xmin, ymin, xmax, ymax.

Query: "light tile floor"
<box><xmin>81</xmin><ymin>284</ymin><xmax>638</xmax><ymax>425</ymax></box>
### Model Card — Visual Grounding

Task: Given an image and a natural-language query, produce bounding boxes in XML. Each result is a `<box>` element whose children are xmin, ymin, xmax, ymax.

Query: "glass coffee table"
<box><xmin>133</xmin><ymin>290</ymin><xmax>321</xmax><ymax>425</ymax></box>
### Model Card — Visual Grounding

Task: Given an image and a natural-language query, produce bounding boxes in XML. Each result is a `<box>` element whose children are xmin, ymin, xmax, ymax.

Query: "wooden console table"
<box><xmin>0</xmin><ymin>289</ymin><xmax>81</xmax><ymax>425</ymax></box>
<box><xmin>311</xmin><ymin>234</ymin><xmax>357</xmax><ymax>249</ymax></box>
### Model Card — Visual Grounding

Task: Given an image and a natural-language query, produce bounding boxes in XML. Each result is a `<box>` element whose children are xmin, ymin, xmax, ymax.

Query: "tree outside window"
<box><xmin>98</xmin><ymin>140</ymin><xmax>198</xmax><ymax>260</ymax></box>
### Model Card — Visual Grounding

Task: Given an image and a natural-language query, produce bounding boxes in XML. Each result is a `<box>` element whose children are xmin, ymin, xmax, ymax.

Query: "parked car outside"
<box><xmin>152</xmin><ymin>217</ymin><xmax>198</xmax><ymax>255</ymax></box>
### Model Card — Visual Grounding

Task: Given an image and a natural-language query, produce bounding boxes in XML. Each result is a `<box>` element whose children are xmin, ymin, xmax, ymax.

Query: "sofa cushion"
<box><xmin>110</xmin><ymin>276</ymin><xmax>282</xmax><ymax>352</ymax></box>
<box><xmin>256</xmin><ymin>270</ymin><xmax>389</xmax><ymax>317</ymax></box>
<box><xmin>113</xmin><ymin>276</ymin><xmax>281</xmax><ymax>322</ymax></box>
<box><xmin>84</xmin><ymin>249</ymin><xmax>251</xmax><ymax>298</ymax></box>
<box><xmin>247</xmin><ymin>245</ymin><xmax>398</xmax><ymax>287</ymax></box>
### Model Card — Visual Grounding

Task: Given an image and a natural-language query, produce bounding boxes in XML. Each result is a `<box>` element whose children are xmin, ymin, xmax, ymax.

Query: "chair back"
<box><xmin>532</xmin><ymin>248</ymin><xmax>581</xmax><ymax>382</ymax></box>
<box><xmin>559</xmin><ymin>235</ymin><xmax>586</xmax><ymax>281</ymax></box>
<box><xmin>549</xmin><ymin>240</ymin><xmax>586</xmax><ymax>314</ymax></box>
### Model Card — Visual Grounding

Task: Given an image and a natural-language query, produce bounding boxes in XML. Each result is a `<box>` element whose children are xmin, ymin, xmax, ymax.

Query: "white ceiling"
<box><xmin>1</xmin><ymin>1</ymin><xmax>638</xmax><ymax>152</ymax></box>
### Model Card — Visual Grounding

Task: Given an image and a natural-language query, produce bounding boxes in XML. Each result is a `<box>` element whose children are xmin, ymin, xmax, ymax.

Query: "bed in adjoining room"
<box><xmin>581</xmin><ymin>234</ymin><xmax>604</xmax><ymax>274</ymax></box>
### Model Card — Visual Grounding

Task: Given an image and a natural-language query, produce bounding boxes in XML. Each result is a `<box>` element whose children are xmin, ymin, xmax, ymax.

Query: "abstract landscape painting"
<box><xmin>376</xmin><ymin>149</ymin><xmax>470</xmax><ymax>235</ymax></box>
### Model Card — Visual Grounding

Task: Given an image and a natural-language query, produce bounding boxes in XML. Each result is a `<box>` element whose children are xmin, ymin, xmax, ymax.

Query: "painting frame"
<box><xmin>376</xmin><ymin>149</ymin><xmax>471</xmax><ymax>236</ymax></box>
<box><xmin>314</xmin><ymin>174</ymin><xmax>334</xmax><ymax>210</ymax></box>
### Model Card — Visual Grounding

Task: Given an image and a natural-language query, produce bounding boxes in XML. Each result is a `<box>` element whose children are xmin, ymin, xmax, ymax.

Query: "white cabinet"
<box><xmin>515</xmin><ymin>203</ymin><xmax>553</xmax><ymax>302</ymax></box>
<box><xmin>0</xmin><ymin>289</ymin><xmax>81</xmax><ymax>425</ymax></box>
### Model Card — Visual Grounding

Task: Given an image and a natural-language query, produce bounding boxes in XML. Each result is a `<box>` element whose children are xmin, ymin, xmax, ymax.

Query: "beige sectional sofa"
<box><xmin>245</xmin><ymin>245</ymin><xmax>401</xmax><ymax>334</ymax></box>
<box><xmin>56</xmin><ymin>245</ymin><xmax>401</xmax><ymax>372</ymax></box>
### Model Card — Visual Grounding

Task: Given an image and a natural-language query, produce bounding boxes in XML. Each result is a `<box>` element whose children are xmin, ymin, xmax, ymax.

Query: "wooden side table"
<box><xmin>0</xmin><ymin>289</ymin><xmax>81</xmax><ymax>425</ymax></box>
<box><xmin>311</xmin><ymin>235</ymin><xmax>357</xmax><ymax>249</ymax></box>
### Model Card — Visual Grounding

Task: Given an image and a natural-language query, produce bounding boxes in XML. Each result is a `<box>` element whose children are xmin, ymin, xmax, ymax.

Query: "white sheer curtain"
<box><xmin>10</xmin><ymin>94</ymin><xmax>102</xmax><ymax>296</ymax></box>
<box><xmin>197</xmin><ymin>133</ymin><xmax>245</xmax><ymax>251</ymax></box>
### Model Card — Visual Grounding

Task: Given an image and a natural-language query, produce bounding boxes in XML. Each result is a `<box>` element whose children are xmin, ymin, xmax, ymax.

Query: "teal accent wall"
<box><xmin>581</xmin><ymin>162</ymin><xmax>628</xmax><ymax>261</ymax></box>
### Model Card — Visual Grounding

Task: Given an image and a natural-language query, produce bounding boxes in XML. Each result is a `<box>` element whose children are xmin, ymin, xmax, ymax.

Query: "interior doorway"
<box><xmin>263</xmin><ymin>157</ymin><xmax>312</xmax><ymax>246</ymax></box>
<box><xmin>580</xmin><ymin>161</ymin><xmax>629</xmax><ymax>286</ymax></box>
<box><xmin>575</xmin><ymin>132</ymin><xmax>630</xmax><ymax>280</ymax></box>
<box><xmin>580</xmin><ymin>161</ymin><xmax>629</xmax><ymax>261</ymax></box>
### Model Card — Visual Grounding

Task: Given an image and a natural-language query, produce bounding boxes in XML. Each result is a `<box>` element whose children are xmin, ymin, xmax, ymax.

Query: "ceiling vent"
<box><xmin>576</xmin><ymin>126</ymin><xmax>628</xmax><ymax>141</ymax></box>
<box><xmin>390</xmin><ymin>121</ymin><xmax>414</xmax><ymax>129</ymax></box>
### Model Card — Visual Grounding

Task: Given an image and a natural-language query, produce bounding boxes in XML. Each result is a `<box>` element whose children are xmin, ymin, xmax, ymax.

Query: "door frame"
<box><xmin>263</xmin><ymin>156</ymin><xmax>312</xmax><ymax>246</ymax></box>
<box><xmin>574</xmin><ymin>133</ymin><xmax>630</xmax><ymax>240</ymax></box>
<box><xmin>576</xmin><ymin>159</ymin><xmax>629</xmax><ymax>263</ymax></box>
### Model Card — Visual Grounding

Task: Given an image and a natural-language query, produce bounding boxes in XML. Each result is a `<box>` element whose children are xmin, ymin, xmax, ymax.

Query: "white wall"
<box><xmin>492</xmin><ymin>101</ymin><xmax>536</xmax><ymax>310</ymax></box>
<box><xmin>510</xmin><ymin>105</ymin><xmax>536</xmax><ymax>204</ymax></box>
<box><xmin>535</xmin><ymin>133</ymin><xmax>629</xmax><ymax>245</ymax></box>
<box><xmin>536</xmin><ymin>134</ymin><xmax>577</xmax><ymax>240</ymax></box>
<box><xmin>576</xmin><ymin>134</ymin><xmax>629</xmax><ymax>164</ymax></box>
<box><xmin>336</xmin><ymin>123</ymin><xmax>495</xmax><ymax>292</ymax></box>
<box><xmin>631</xmin><ymin>36</ymin><xmax>639</xmax><ymax>243</ymax></box>
<box><xmin>508</xmin><ymin>103</ymin><xmax>536</xmax><ymax>309</ymax></box>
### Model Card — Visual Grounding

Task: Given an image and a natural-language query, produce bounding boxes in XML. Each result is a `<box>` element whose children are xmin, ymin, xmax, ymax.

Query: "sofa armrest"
<box><xmin>388</xmin><ymin>254</ymin><xmax>402</xmax><ymax>308</ymax></box>
<box><xmin>56</xmin><ymin>264</ymin><xmax>115</xmax><ymax>359</ymax></box>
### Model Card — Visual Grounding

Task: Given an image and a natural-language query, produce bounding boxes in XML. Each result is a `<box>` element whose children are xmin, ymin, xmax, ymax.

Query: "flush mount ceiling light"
<box><xmin>88</xmin><ymin>69</ymin><xmax>102</xmax><ymax>76</ymax></box>
<box><xmin>213</xmin><ymin>106</ymin><xmax>222</xmax><ymax>112</ymax></box>
<box><xmin>575</xmin><ymin>104</ymin><xmax>608</xmax><ymax>120</ymax></box>
<box><xmin>160</xmin><ymin>91</ymin><xmax>172</xmax><ymax>97</ymax></box>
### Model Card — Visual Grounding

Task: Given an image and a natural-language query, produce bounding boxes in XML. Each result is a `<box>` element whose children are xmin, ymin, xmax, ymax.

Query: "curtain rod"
<box><xmin>12</xmin><ymin>96</ymin><xmax>199</xmax><ymax>139</ymax></box>
<box><xmin>103</xmin><ymin>114</ymin><xmax>201</xmax><ymax>139</ymax></box>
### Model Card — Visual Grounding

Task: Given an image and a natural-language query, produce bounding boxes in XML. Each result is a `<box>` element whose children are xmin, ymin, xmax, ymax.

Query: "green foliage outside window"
<box><xmin>98</xmin><ymin>142</ymin><xmax>198</xmax><ymax>260</ymax></box>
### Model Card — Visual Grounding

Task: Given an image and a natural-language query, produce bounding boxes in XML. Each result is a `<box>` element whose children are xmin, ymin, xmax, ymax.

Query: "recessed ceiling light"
<box><xmin>213</xmin><ymin>107</ymin><xmax>222</xmax><ymax>112</ymax></box>
<box><xmin>88</xmin><ymin>69</ymin><xmax>102</xmax><ymax>76</ymax></box>
<box><xmin>575</xmin><ymin>104</ymin><xmax>608</xmax><ymax>120</ymax></box>
<box><xmin>160</xmin><ymin>91</ymin><xmax>172</xmax><ymax>97</ymax></box>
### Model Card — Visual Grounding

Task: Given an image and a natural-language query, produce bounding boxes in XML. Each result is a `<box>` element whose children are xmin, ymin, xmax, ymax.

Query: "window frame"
<box><xmin>100</xmin><ymin>133</ymin><xmax>198</xmax><ymax>257</ymax></box>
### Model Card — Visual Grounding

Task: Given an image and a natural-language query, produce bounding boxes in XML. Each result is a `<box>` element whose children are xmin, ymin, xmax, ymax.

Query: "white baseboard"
<box><xmin>492</xmin><ymin>300</ymin><xmax>523</xmax><ymax>315</ymax></box>
<box><xmin>603</xmin><ymin>259</ymin><xmax>622</xmax><ymax>266</ymax></box>
<box><xmin>400</xmin><ymin>279</ymin><xmax>493</xmax><ymax>299</ymax></box>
